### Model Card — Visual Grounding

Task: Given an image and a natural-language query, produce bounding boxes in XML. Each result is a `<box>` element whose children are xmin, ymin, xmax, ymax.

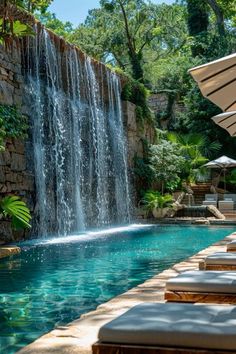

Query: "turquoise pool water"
<box><xmin>0</xmin><ymin>224</ymin><xmax>234</xmax><ymax>353</ymax></box>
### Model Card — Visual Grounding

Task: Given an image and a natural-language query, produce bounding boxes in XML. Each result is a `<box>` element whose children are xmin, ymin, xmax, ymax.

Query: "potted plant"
<box><xmin>142</xmin><ymin>190</ymin><xmax>173</xmax><ymax>218</ymax></box>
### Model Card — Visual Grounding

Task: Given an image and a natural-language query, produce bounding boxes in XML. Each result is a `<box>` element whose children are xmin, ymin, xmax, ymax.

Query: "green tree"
<box><xmin>185</xmin><ymin>0</ymin><xmax>236</xmax><ymax>58</ymax></box>
<box><xmin>187</xmin><ymin>0</ymin><xmax>209</xmax><ymax>36</ymax></box>
<box><xmin>6</xmin><ymin>0</ymin><xmax>53</xmax><ymax>13</ymax></box>
<box><xmin>167</xmin><ymin>132</ymin><xmax>221</xmax><ymax>182</ymax></box>
<box><xmin>206</xmin><ymin>0</ymin><xmax>236</xmax><ymax>35</ymax></box>
<box><xmin>37</xmin><ymin>11</ymin><xmax>74</xmax><ymax>38</ymax></box>
<box><xmin>149</xmin><ymin>140</ymin><xmax>185</xmax><ymax>194</ymax></box>
<box><xmin>69</xmin><ymin>1</ymin><xmax>187</xmax><ymax>82</ymax></box>
<box><xmin>176</xmin><ymin>84</ymin><xmax>236</xmax><ymax>157</ymax></box>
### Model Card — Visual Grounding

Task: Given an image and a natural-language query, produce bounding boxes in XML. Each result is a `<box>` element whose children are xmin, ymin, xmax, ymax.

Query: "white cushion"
<box><xmin>219</xmin><ymin>200</ymin><xmax>234</xmax><ymax>205</ymax></box>
<box><xmin>166</xmin><ymin>270</ymin><xmax>236</xmax><ymax>293</ymax></box>
<box><xmin>98</xmin><ymin>302</ymin><xmax>236</xmax><ymax>350</ymax></box>
<box><xmin>202</xmin><ymin>201</ymin><xmax>217</xmax><ymax>205</ymax></box>
<box><xmin>205</xmin><ymin>252</ymin><xmax>236</xmax><ymax>265</ymax></box>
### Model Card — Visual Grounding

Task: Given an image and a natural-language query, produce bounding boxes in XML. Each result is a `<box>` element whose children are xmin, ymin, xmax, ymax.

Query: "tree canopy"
<box><xmin>66</xmin><ymin>1</ymin><xmax>188</xmax><ymax>82</ymax></box>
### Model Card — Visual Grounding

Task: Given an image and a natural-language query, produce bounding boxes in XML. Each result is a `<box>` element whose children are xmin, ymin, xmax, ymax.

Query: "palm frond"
<box><xmin>0</xmin><ymin>196</ymin><xmax>31</xmax><ymax>230</ymax></box>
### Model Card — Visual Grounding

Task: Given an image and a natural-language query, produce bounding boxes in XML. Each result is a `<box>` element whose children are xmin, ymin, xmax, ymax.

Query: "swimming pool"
<box><xmin>0</xmin><ymin>224</ymin><xmax>234</xmax><ymax>353</ymax></box>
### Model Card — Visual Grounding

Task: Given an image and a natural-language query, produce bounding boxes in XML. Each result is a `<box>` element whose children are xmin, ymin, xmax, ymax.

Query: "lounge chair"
<box><xmin>165</xmin><ymin>270</ymin><xmax>236</xmax><ymax>303</ymax></box>
<box><xmin>227</xmin><ymin>240</ymin><xmax>236</xmax><ymax>252</ymax></box>
<box><xmin>93</xmin><ymin>302</ymin><xmax>236</xmax><ymax>354</ymax></box>
<box><xmin>202</xmin><ymin>194</ymin><xmax>218</xmax><ymax>207</ymax></box>
<box><xmin>223</xmin><ymin>194</ymin><xmax>236</xmax><ymax>207</ymax></box>
<box><xmin>199</xmin><ymin>252</ymin><xmax>236</xmax><ymax>270</ymax></box>
<box><xmin>219</xmin><ymin>197</ymin><xmax>234</xmax><ymax>212</ymax></box>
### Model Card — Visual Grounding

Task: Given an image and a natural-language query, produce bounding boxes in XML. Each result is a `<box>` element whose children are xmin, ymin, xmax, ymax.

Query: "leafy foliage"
<box><xmin>149</xmin><ymin>140</ymin><xmax>185</xmax><ymax>194</ymax></box>
<box><xmin>0</xmin><ymin>104</ymin><xmax>28</xmax><ymax>154</ymax></box>
<box><xmin>224</xmin><ymin>168</ymin><xmax>236</xmax><ymax>191</ymax></box>
<box><xmin>141</xmin><ymin>190</ymin><xmax>173</xmax><ymax>211</ymax></box>
<box><xmin>36</xmin><ymin>11</ymin><xmax>74</xmax><ymax>38</ymax></box>
<box><xmin>60</xmin><ymin>1</ymin><xmax>188</xmax><ymax>82</ymax></box>
<box><xmin>187</xmin><ymin>0</ymin><xmax>209</xmax><ymax>37</ymax></box>
<box><xmin>121</xmin><ymin>79</ymin><xmax>153</xmax><ymax>125</ymax></box>
<box><xmin>141</xmin><ymin>131</ymin><xmax>221</xmax><ymax>193</ymax></box>
<box><xmin>0</xmin><ymin>105</ymin><xmax>28</xmax><ymax>150</ymax></box>
<box><xmin>7</xmin><ymin>0</ymin><xmax>52</xmax><ymax>13</ymax></box>
<box><xmin>0</xmin><ymin>15</ymin><xmax>35</xmax><ymax>45</ymax></box>
<box><xmin>167</xmin><ymin>132</ymin><xmax>219</xmax><ymax>183</ymax></box>
<box><xmin>0</xmin><ymin>195</ymin><xmax>31</xmax><ymax>229</ymax></box>
<box><xmin>133</xmin><ymin>154</ymin><xmax>154</xmax><ymax>193</ymax></box>
<box><xmin>0</xmin><ymin>104</ymin><xmax>28</xmax><ymax>139</ymax></box>
<box><xmin>0</xmin><ymin>0</ymin><xmax>53</xmax><ymax>44</ymax></box>
<box><xmin>167</xmin><ymin>132</ymin><xmax>221</xmax><ymax>159</ymax></box>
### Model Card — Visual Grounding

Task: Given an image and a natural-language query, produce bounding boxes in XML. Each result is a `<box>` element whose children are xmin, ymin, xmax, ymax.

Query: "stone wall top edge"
<box><xmin>0</xmin><ymin>3</ymin><xmax>127</xmax><ymax>83</ymax></box>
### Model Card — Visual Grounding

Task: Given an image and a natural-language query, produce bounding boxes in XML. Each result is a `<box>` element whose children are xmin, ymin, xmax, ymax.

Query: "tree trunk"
<box><xmin>118</xmin><ymin>0</ymin><xmax>144</xmax><ymax>82</ymax></box>
<box><xmin>206</xmin><ymin>0</ymin><xmax>225</xmax><ymax>36</ymax></box>
<box><xmin>187</xmin><ymin>0</ymin><xmax>209</xmax><ymax>57</ymax></box>
<box><xmin>130</xmin><ymin>52</ymin><xmax>144</xmax><ymax>82</ymax></box>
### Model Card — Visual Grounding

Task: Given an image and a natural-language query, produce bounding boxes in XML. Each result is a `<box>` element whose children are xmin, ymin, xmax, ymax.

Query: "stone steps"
<box><xmin>183</xmin><ymin>183</ymin><xmax>212</xmax><ymax>206</ymax></box>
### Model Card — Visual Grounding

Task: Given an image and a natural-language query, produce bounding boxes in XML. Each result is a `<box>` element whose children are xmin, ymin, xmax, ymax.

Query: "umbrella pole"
<box><xmin>224</xmin><ymin>168</ymin><xmax>226</xmax><ymax>193</ymax></box>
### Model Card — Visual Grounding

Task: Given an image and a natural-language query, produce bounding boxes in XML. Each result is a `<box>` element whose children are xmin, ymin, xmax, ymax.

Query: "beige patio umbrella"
<box><xmin>212</xmin><ymin>111</ymin><xmax>236</xmax><ymax>136</ymax></box>
<box><xmin>204</xmin><ymin>155</ymin><xmax>236</xmax><ymax>192</ymax></box>
<box><xmin>189</xmin><ymin>53</ymin><xmax>236</xmax><ymax>112</ymax></box>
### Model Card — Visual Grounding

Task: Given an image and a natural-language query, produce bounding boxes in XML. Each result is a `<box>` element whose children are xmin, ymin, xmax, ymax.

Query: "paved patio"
<box><xmin>18</xmin><ymin>231</ymin><xmax>236</xmax><ymax>354</ymax></box>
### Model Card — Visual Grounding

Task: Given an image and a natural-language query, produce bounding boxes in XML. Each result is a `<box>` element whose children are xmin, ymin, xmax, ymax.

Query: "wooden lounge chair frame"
<box><xmin>227</xmin><ymin>248</ymin><xmax>236</xmax><ymax>253</ymax></box>
<box><xmin>165</xmin><ymin>290</ymin><xmax>236</xmax><ymax>303</ymax></box>
<box><xmin>93</xmin><ymin>342</ymin><xmax>233</xmax><ymax>354</ymax></box>
<box><xmin>199</xmin><ymin>261</ymin><xmax>236</xmax><ymax>271</ymax></box>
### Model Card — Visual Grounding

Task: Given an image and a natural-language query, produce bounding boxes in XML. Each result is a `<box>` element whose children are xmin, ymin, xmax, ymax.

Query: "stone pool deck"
<box><xmin>18</xmin><ymin>231</ymin><xmax>236</xmax><ymax>354</ymax></box>
<box><xmin>0</xmin><ymin>245</ymin><xmax>20</xmax><ymax>259</ymax></box>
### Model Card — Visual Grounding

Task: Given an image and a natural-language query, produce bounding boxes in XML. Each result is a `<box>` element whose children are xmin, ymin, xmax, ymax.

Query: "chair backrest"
<box><xmin>205</xmin><ymin>194</ymin><xmax>218</xmax><ymax>201</ymax></box>
<box><xmin>224</xmin><ymin>194</ymin><xmax>236</xmax><ymax>204</ymax></box>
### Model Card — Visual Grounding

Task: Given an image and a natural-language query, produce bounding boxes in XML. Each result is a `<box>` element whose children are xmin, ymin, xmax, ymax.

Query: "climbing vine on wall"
<box><xmin>121</xmin><ymin>79</ymin><xmax>154</xmax><ymax>127</ymax></box>
<box><xmin>0</xmin><ymin>104</ymin><xmax>28</xmax><ymax>149</ymax></box>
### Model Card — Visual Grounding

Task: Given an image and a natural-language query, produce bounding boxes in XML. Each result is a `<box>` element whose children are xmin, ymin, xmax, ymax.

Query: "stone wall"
<box><xmin>0</xmin><ymin>45</ymin><xmax>35</xmax><ymax>243</ymax></box>
<box><xmin>123</xmin><ymin>101</ymin><xmax>155</xmax><ymax>168</ymax></box>
<box><xmin>0</xmin><ymin>45</ymin><xmax>23</xmax><ymax>106</ymax></box>
<box><xmin>0</xmin><ymin>138</ymin><xmax>35</xmax><ymax>242</ymax></box>
<box><xmin>148</xmin><ymin>93</ymin><xmax>185</xmax><ymax>129</ymax></box>
<box><xmin>122</xmin><ymin>101</ymin><xmax>155</xmax><ymax>205</ymax></box>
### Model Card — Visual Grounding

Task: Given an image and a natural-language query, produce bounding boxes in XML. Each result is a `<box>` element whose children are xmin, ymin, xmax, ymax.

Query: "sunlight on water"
<box><xmin>24</xmin><ymin>224</ymin><xmax>154</xmax><ymax>246</ymax></box>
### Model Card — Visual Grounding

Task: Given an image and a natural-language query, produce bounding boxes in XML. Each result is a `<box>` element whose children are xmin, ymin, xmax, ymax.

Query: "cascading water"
<box><xmin>23</xmin><ymin>25</ymin><xmax>131</xmax><ymax>237</ymax></box>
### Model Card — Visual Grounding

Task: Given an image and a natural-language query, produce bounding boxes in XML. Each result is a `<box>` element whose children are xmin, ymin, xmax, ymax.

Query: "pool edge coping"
<box><xmin>0</xmin><ymin>245</ymin><xmax>21</xmax><ymax>259</ymax></box>
<box><xmin>17</xmin><ymin>229</ymin><xmax>236</xmax><ymax>354</ymax></box>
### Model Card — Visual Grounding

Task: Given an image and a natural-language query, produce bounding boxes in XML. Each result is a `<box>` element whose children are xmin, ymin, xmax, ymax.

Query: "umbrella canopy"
<box><xmin>204</xmin><ymin>155</ymin><xmax>236</xmax><ymax>192</ymax></box>
<box><xmin>212</xmin><ymin>111</ymin><xmax>236</xmax><ymax>137</ymax></box>
<box><xmin>204</xmin><ymin>155</ymin><xmax>236</xmax><ymax>169</ymax></box>
<box><xmin>189</xmin><ymin>53</ymin><xmax>236</xmax><ymax>112</ymax></box>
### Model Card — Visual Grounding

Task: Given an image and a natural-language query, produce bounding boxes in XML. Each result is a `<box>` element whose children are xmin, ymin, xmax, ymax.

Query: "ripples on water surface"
<box><xmin>0</xmin><ymin>224</ymin><xmax>234</xmax><ymax>353</ymax></box>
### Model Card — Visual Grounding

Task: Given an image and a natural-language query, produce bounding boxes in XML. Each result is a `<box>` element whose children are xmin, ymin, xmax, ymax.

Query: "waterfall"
<box><xmin>23</xmin><ymin>26</ymin><xmax>131</xmax><ymax>237</ymax></box>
